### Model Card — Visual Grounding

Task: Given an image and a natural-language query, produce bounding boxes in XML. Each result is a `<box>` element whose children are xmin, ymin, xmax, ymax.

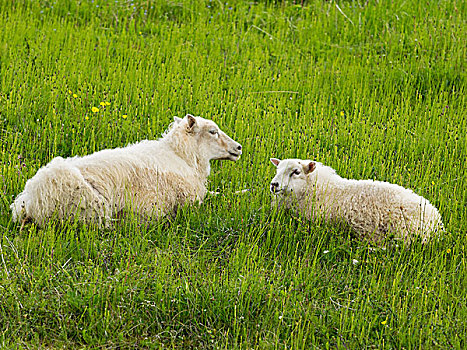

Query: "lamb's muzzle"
<box><xmin>270</xmin><ymin>181</ymin><xmax>279</xmax><ymax>193</ymax></box>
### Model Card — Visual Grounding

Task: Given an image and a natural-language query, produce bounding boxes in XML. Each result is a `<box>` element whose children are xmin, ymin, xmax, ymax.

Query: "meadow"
<box><xmin>0</xmin><ymin>0</ymin><xmax>466</xmax><ymax>348</ymax></box>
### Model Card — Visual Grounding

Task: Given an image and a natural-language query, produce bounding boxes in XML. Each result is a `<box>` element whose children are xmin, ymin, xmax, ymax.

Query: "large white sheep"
<box><xmin>269</xmin><ymin>158</ymin><xmax>444</xmax><ymax>244</ymax></box>
<box><xmin>11</xmin><ymin>114</ymin><xmax>242</xmax><ymax>227</ymax></box>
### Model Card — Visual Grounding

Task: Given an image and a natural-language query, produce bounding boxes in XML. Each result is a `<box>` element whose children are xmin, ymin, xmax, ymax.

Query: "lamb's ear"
<box><xmin>186</xmin><ymin>114</ymin><xmax>197</xmax><ymax>130</ymax></box>
<box><xmin>173</xmin><ymin>116</ymin><xmax>182</xmax><ymax>124</ymax></box>
<box><xmin>270</xmin><ymin>158</ymin><xmax>281</xmax><ymax>167</ymax></box>
<box><xmin>303</xmin><ymin>161</ymin><xmax>316</xmax><ymax>174</ymax></box>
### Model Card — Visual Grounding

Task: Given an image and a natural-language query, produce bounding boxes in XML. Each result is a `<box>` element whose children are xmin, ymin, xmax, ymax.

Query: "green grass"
<box><xmin>0</xmin><ymin>0</ymin><xmax>466</xmax><ymax>348</ymax></box>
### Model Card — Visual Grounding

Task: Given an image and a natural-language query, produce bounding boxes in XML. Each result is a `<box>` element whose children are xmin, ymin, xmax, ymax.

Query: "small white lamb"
<box><xmin>270</xmin><ymin>158</ymin><xmax>444</xmax><ymax>244</ymax></box>
<box><xmin>11</xmin><ymin>114</ymin><xmax>242</xmax><ymax>227</ymax></box>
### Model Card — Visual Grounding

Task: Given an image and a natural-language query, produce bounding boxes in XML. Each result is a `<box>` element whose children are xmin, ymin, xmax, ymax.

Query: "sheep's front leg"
<box><xmin>19</xmin><ymin>218</ymin><xmax>27</xmax><ymax>232</ymax></box>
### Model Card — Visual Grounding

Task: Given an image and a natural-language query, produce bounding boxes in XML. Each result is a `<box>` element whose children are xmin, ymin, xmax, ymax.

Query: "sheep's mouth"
<box><xmin>228</xmin><ymin>151</ymin><xmax>241</xmax><ymax>160</ymax></box>
<box><xmin>217</xmin><ymin>152</ymin><xmax>241</xmax><ymax>161</ymax></box>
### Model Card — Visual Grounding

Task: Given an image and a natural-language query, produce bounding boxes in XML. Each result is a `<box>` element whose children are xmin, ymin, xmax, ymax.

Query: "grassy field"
<box><xmin>0</xmin><ymin>0</ymin><xmax>466</xmax><ymax>348</ymax></box>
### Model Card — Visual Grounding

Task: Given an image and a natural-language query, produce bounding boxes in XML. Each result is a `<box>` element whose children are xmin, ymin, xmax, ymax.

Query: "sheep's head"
<box><xmin>270</xmin><ymin>158</ymin><xmax>316</xmax><ymax>196</ymax></box>
<box><xmin>174</xmin><ymin>114</ymin><xmax>242</xmax><ymax>161</ymax></box>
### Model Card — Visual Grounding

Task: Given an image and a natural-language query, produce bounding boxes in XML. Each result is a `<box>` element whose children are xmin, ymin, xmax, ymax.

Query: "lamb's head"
<box><xmin>270</xmin><ymin>158</ymin><xmax>316</xmax><ymax>197</ymax></box>
<box><xmin>174</xmin><ymin>114</ymin><xmax>242</xmax><ymax>161</ymax></box>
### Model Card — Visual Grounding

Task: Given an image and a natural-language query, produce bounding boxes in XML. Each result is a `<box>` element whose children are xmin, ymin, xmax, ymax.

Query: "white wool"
<box><xmin>270</xmin><ymin>159</ymin><xmax>444</xmax><ymax>244</ymax></box>
<box><xmin>11</xmin><ymin>115</ymin><xmax>242</xmax><ymax>227</ymax></box>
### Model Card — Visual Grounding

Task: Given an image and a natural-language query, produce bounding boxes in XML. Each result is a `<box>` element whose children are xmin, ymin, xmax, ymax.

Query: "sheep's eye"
<box><xmin>291</xmin><ymin>169</ymin><xmax>301</xmax><ymax>177</ymax></box>
<box><xmin>209</xmin><ymin>130</ymin><xmax>218</xmax><ymax>135</ymax></box>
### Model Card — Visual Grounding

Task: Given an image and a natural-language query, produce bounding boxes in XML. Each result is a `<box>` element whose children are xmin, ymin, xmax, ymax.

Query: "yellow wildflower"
<box><xmin>68</xmin><ymin>90</ymin><xmax>72</xmax><ymax>94</ymax></box>
<box><xmin>340</xmin><ymin>111</ymin><xmax>345</xmax><ymax>117</ymax></box>
<box><xmin>122</xmin><ymin>114</ymin><xmax>128</xmax><ymax>119</ymax></box>
<box><xmin>446</xmin><ymin>248</ymin><xmax>451</xmax><ymax>254</ymax></box>
<box><xmin>85</xmin><ymin>116</ymin><xmax>89</xmax><ymax>120</ymax></box>
<box><xmin>100</xmin><ymin>102</ymin><xmax>107</xmax><ymax>107</ymax></box>
<box><xmin>91</xmin><ymin>107</ymin><xmax>99</xmax><ymax>113</ymax></box>
<box><xmin>73</xmin><ymin>94</ymin><xmax>78</xmax><ymax>98</ymax></box>
<box><xmin>381</xmin><ymin>320</ymin><xmax>387</xmax><ymax>325</ymax></box>
<box><xmin>105</xmin><ymin>102</ymin><xmax>111</xmax><ymax>106</ymax></box>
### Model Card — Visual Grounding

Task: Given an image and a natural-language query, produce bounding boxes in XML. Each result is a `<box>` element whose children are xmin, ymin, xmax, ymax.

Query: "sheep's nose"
<box><xmin>237</xmin><ymin>144</ymin><xmax>242</xmax><ymax>151</ymax></box>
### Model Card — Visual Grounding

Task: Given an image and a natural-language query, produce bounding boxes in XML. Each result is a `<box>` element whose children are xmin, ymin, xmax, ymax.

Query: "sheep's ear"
<box><xmin>186</xmin><ymin>114</ymin><xmax>197</xmax><ymax>131</ymax></box>
<box><xmin>303</xmin><ymin>161</ymin><xmax>316</xmax><ymax>174</ymax></box>
<box><xmin>173</xmin><ymin>116</ymin><xmax>182</xmax><ymax>124</ymax></box>
<box><xmin>270</xmin><ymin>158</ymin><xmax>281</xmax><ymax>167</ymax></box>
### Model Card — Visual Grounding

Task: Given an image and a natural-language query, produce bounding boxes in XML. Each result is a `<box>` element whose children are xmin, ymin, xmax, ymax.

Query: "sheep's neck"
<box><xmin>192</xmin><ymin>156</ymin><xmax>211</xmax><ymax>180</ymax></box>
<box><xmin>163</xmin><ymin>139</ymin><xmax>211</xmax><ymax>180</ymax></box>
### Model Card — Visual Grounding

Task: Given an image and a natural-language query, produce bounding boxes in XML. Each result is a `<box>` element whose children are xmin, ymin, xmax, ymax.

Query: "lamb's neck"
<box><xmin>316</xmin><ymin>174</ymin><xmax>360</xmax><ymax>203</ymax></box>
<box><xmin>315</xmin><ymin>166</ymin><xmax>345</xmax><ymax>185</ymax></box>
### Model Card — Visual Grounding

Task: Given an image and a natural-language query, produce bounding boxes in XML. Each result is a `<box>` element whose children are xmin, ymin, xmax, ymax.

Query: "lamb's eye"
<box><xmin>209</xmin><ymin>130</ymin><xmax>218</xmax><ymax>135</ymax></box>
<box><xmin>290</xmin><ymin>169</ymin><xmax>301</xmax><ymax>177</ymax></box>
